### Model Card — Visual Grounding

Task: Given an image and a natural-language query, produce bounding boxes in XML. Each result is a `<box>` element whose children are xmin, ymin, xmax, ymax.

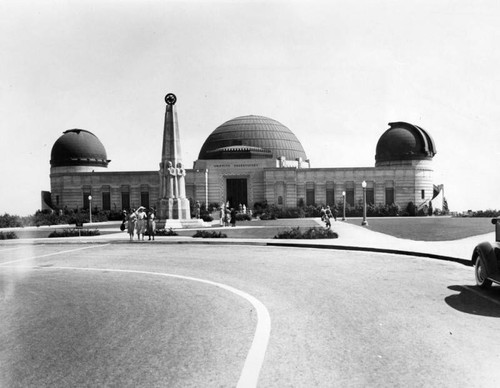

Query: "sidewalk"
<box><xmin>1</xmin><ymin>219</ymin><xmax>490</xmax><ymax>266</ymax></box>
<box><xmin>266</xmin><ymin>220</ymin><xmax>489</xmax><ymax>266</ymax></box>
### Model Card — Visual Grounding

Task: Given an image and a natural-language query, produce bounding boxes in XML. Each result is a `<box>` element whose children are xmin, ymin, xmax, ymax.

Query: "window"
<box><xmin>421</xmin><ymin>189</ymin><xmax>425</xmax><ymax>200</ymax></box>
<box><xmin>326</xmin><ymin>189</ymin><xmax>335</xmax><ymax>206</ymax></box>
<box><xmin>140</xmin><ymin>192</ymin><xmax>150</xmax><ymax>208</ymax></box>
<box><xmin>277</xmin><ymin>196</ymin><xmax>283</xmax><ymax>205</ymax></box>
<box><xmin>102</xmin><ymin>192</ymin><xmax>111</xmax><ymax>211</ymax></box>
<box><xmin>366</xmin><ymin>188</ymin><xmax>374</xmax><ymax>205</ymax></box>
<box><xmin>306</xmin><ymin>189</ymin><xmax>315</xmax><ymax>206</ymax></box>
<box><xmin>346</xmin><ymin>189</ymin><xmax>354</xmax><ymax>206</ymax></box>
<box><xmin>385</xmin><ymin>188</ymin><xmax>394</xmax><ymax>205</ymax></box>
<box><xmin>122</xmin><ymin>192</ymin><xmax>130</xmax><ymax>211</ymax></box>
<box><xmin>83</xmin><ymin>192</ymin><xmax>91</xmax><ymax>209</ymax></box>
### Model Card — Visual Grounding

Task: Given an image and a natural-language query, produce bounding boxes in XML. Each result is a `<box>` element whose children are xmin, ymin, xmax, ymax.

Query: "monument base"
<box><xmin>157</xmin><ymin>197</ymin><xmax>212</xmax><ymax>229</ymax></box>
<box><xmin>158</xmin><ymin>197</ymin><xmax>191</xmax><ymax>220</ymax></box>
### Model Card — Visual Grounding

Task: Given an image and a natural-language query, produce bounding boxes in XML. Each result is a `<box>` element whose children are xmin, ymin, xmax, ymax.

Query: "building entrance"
<box><xmin>226</xmin><ymin>178</ymin><xmax>248</xmax><ymax>208</ymax></box>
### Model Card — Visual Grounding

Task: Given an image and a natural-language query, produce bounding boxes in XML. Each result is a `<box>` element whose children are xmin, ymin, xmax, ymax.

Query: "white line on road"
<box><xmin>43</xmin><ymin>266</ymin><xmax>271</xmax><ymax>388</ymax></box>
<box><xmin>0</xmin><ymin>244</ymin><xmax>110</xmax><ymax>266</ymax></box>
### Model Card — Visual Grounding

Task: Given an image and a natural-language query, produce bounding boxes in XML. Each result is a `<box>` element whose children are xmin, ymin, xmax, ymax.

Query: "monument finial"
<box><xmin>165</xmin><ymin>93</ymin><xmax>177</xmax><ymax>105</ymax></box>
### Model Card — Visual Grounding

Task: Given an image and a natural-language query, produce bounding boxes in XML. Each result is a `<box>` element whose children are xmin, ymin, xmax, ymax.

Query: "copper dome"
<box><xmin>50</xmin><ymin>129</ymin><xmax>109</xmax><ymax>168</ymax></box>
<box><xmin>197</xmin><ymin>115</ymin><xmax>307</xmax><ymax>161</ymax></box>
<box><xmin>375</xmin><ymin>122</ymin><xmax>436</xmax><ymax>166</ymax></box>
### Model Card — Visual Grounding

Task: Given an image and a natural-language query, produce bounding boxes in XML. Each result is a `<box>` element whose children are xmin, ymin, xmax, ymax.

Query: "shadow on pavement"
<box><xmin>445</xmin><ymin>285</ymin><xmax>500</xmax><ymax>317</ymax></box>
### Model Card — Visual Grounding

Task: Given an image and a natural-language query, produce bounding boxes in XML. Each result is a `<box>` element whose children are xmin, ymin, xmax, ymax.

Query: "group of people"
<box><xmin>220</xmin><ymin>202</ymin><xmax>245</xmax><ymax>227</ymax></box>
<box><xmin>121</xmin><ymin>207</ymin><xmax>156</xmax><ymax>241</ymax></box>
<box><xmin>220</xmin><ymin>203</ymin><xmax>237</xmax><ymax>227</ymax></box>
<box><xmin>320</xmin><ymin>205</ymin><xmax>337</xmax><ymax>229</ymax></box>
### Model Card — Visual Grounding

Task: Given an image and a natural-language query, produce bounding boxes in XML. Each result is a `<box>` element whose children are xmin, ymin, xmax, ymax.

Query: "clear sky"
<box><xmin>1</xmin><ymin>0</ymin><xmax>499</xmax><ymax>216</ymax></box>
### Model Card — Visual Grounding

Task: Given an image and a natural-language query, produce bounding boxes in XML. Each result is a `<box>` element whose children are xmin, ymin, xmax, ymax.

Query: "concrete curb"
<box><xmin>0</xmin><ymin>235</ymin><xmax>472</xmax><ymax>267</ymax></box>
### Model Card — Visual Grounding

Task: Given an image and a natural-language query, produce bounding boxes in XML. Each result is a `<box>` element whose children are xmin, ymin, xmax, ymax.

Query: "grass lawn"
<box><xmin>211</xmin><ymin>217</ymin><xmax>495</xmax><ymax>241</ymax></box>
<box><xmin>3</xmin><ymin>217</ymin><xmax>496</xmax><ymax>242</ymax></box>
<box><xmin>345</xmin><ymin>217</ymin><xmax>494</xmax><ymax>241</ymax></box>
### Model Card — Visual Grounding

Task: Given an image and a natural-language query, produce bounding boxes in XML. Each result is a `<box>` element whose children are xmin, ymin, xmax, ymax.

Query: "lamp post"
<box><xmin>361</xmin><ymin>181</ymin><xmax>368</xmax><ymax>226</ymax></box>
<box><xmin>342</xmin><ymin>191</ymin><xmax>346</xmax><ymax>221</ymax></box>
<box><xmin>88</xmin><ymin>195</ymin><xmax>92</xmax><ymax>224</ymax></box>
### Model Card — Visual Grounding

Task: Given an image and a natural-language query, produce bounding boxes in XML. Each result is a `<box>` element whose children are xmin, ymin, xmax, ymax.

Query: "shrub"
<box><xmin>470</xmin><ymin>209</ymin><xmax>500</xmax><ymax>217</ymax></box>
<box><xmin>0</xmin><ymin>231</ymin><xmax>19</xmax><ymax>240</ymax></box>
<box><xmin>0</xmin><ymin>213</ymin><xmax>23</xmax><ymax>228</ymax></box>
<box><xmin>274</xmin><ymin>227</ymin><xmax>338</xmax><ymax>239</ymax></box>
<box><xmin>234</xmin><ymin>212</ymin><xmax>251</xmax><ymax>221</ymax></box>
<box><xmin>252</xmin><ymin>201</ymin><xmax>269</xmax><ymax>218</ymax></box>
<box><xmin>48</xmin><ymin>229</ymin><xmax>100</xmax><ymax>238</ymax></box>
<box><xmin>155</xmin><ymin>228</ymin><xmax>178</xmax><ymax>236</ymax></box>
<box><xmin>201</xmin><ymin>214</ymin><xmax>214</xmax><ymax>222</ymax></box>
<box><xmin>192</xmin><ymin>230</ymin><xmax>227</xmax><ymax>238</ymax></box>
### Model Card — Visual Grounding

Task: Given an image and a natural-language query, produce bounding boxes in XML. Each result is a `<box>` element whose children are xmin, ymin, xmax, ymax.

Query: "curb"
<box><xmin>0</xmin><ymin>236</ymin><xmax>472</xmax><ymax>267</ymax></box>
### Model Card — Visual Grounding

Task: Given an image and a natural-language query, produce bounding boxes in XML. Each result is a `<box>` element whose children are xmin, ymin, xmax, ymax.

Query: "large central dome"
<box><xmin>197</xmin><ymin>115</ymin><xmax>308</xmax><ymax>161</ymax></box>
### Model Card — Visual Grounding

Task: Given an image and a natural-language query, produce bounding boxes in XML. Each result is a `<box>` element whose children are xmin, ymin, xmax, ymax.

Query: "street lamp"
<box><xmin>88</xmin><ymin>195</ymin><xmax>92</xmax><ymax>224</ymax></box>
<box><xmin>361</xmin><ymin>181</ymin><xmax>368</xmax><ymax>226</ymax></box>
<box><xmin>342</xmin><ymin>191</ymin><xmax>346</xmax><ymax>221</ymax></box>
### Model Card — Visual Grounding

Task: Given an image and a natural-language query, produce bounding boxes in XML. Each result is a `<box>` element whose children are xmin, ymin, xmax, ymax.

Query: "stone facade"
<box><xmin>186</xmin><ymin>159</ymin><xmax>434</xmax><ymax>210</ymax></box>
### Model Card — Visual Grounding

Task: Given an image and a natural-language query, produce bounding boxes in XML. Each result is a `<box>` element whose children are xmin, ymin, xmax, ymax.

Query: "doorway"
<box><xmin>226</xmin><ymin>178</ymin><xmax>248</xmax><ymax>208</ymax></box>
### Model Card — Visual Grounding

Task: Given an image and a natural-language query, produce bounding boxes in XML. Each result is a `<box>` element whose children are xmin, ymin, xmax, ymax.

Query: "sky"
<box><xmin>1</xmin><ymin>0</ymin><xmax>499</xmax><ymax>216</ymax></box>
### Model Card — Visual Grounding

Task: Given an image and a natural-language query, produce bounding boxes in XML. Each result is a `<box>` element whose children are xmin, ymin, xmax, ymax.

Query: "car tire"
<box><xmin>475</xmin><ymin>251</ymin><xmax>493</xmax><ymax>289</ymax></box>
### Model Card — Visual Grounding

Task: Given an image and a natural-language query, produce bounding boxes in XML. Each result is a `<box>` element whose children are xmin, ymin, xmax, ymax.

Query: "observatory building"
<box><xmin>45</xmin><ymin>94</ymin><xmax>439</xmax><ymax>218</ymax></box>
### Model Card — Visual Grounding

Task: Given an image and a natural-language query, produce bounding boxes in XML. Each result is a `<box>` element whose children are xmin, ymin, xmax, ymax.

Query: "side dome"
<box><xmin>50</xmin><ymin>129</ymin><xmax>109</xmax><ymax>168</ymax></box>
<box><xmin>197</xmin><ymin>115</ymin><xmax>308</xmax><ymax>161</ymax></box>
<box><xmin>375</xmin><ymin>122</ymin><xmax>436</xmax><ymax>166</ymax></box>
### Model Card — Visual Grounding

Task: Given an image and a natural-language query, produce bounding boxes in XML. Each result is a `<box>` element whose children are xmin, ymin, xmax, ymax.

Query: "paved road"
<box><xmin>1</xmin><ymin>243</ymin><xmax>500</xmax><ymax>387</ymax></box>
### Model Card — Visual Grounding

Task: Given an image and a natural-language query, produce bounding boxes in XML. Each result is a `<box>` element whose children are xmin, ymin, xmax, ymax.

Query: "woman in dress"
<box><xmin>147</xmin><ymin>207</ymin><xmax>156</xmax><ymax>241</ymax></box>
<box><xmin>127</xmin><ymin>208</ymin><xmax>137</xmax><ymax>241</ymax></box>
<box><xmin>136</xmin><ymin>207</ymin><xmax>147</xmax><ymax>241</ymax></box>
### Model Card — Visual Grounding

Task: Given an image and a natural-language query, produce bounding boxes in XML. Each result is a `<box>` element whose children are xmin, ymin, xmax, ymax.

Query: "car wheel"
<box><xmin>475</xmin><ymin>252</ymin><xmax>492</xmax><ymax>289</ymax></box>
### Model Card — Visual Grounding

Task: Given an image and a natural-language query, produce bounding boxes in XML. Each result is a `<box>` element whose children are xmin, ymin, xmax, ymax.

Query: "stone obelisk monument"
<box><xmin>158</xmin><ymin>93</ymin><xmax>191</xmax><ymax>223</ymax></box>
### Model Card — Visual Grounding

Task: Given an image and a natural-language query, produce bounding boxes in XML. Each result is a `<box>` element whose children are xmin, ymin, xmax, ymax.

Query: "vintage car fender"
<box><xmin>471</xmin><ymin>241</ymin><xmax>499</xmax><ymax>277</ymax></box>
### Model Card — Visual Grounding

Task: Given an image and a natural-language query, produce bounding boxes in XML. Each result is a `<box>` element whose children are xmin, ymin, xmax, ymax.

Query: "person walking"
<box><xmin>320</xmin><ymin>206</ymin><xmax>326</xmax><ymax>222</ymax></box>
<box><xmin>136</xmin><ymin>207</ymin><xmax>147</xmax><ymax>240</ymax></box>
<box><xmin>120</xmin><ymin>210</ymin><xmax>127</xmax><ymax>232</ymax></box>
<box><xmin>220</xmin><ymin>203</ymin><xmax>225</xmax><ymax>226</ymax></box>
<box><xmin>332</xmin><ymin>205</ymin><xmax>338</xmax><ymax>221</ymax></box>
<box><xmin>127</xmin><ymin>208</ymin><xmax>137</xmax><ymax>241</ymax></box>
<box><xmin>325</xmin><ymin>206</ymin><xmax>333</xmax><ymax>229</ymax></box>
<box><xmin>147</xmin><ymin>207</ymin><xmax>156</xmax><ymax>241</ymax></box>
<box><xmin>230</xmin><ymin>208</ymin><xmax>237</xmax><ymax>227</ymax></box>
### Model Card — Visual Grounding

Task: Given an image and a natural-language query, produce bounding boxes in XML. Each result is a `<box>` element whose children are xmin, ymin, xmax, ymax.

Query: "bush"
<box><xmin>274</xmin><ymin>227</ymin><xmax>338</xmax><ymax>239</ymax></box>
<box><xmin>0</xmin><ymin>213</ymin><xmax>23</xmax><ymax>228</ymax></box>
<box><xmin>235</xmin><ymin>213</ymin><xmax>251</xmax><ymax>221</ymax></box>
<box><xmin>406</xmin><ymin>202</ymin><xmax>417</xmax><ymax>217</ymax></box>
<box><xmin>155</xmin><ymin>228</ymin><xmax>178</xmax><ymax>236</ymax></box>
<box><xmin>192</xmin><ymin>230</ymin><xmax>227</xmax><ymax>238</ymax></box>
<box><xmin>252</xmin><ymin>201</ymin><xmax>269</xmax><ymax>218</ymax></box>
<box><xmin>48</xmin><ymin>229</ymin><xmax>100</xmax><ymax>238</ymax></box>
<box><xmin>0</xmin><ymin>231</ymin><xmax>19</xmax><ymax>240</ymax></box>
<box><xmin>469</xmin><ymin>209</ymin><xmax>500</xmax><ymax>217</ymax></box>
